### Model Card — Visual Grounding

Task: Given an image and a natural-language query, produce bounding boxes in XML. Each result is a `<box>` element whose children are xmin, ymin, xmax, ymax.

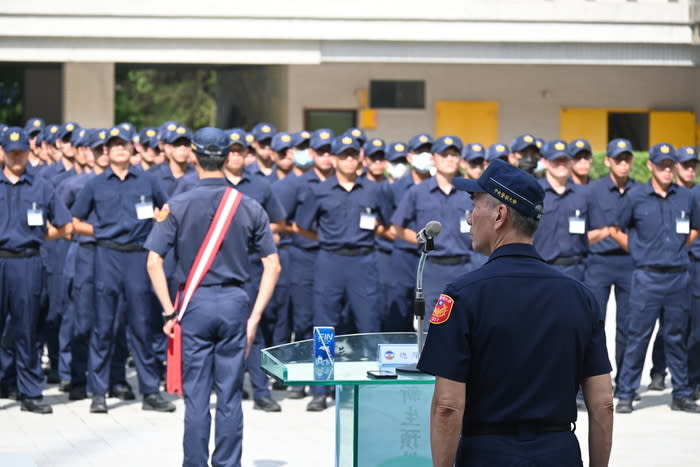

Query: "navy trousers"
<box><xmin>88</xmin><ymin>247</ymin><xmax>160</xmax><ymax>396</ymax></box>
<box><xmin>0</xmin><ymin>256</ymin><xmax>45</xmax><ymax>398</ymax></box>
<box><xmin>289</xmin><ymin>246</ymin><xmax>318</xmax><ymax>341</ymax></box>
<box><xmin>583</xmin><ymin>253</ymin><xmax>633</xmax><ymax>385</ymax></box>
<box><xmin>384</xmin><ymin>248</ymin><xmax>419</xmax><ymax>332</ymax></box>
<box><xmin>181</xmin><ymin>285</ymin><xmax>248</xmax><ymax>467</ymax></box>
<box><xmin>616</xmin><ymin>269</ymin><xmax>692</xmax><ymax>400</ymax></box>
<box><xmin>689</xmin><ymin>259</ymin><xmax>700</xmax><ymax>388</ymax></box>
<box><xmin>457</xmin><ymin>432</ymin><xmax>583</xmax><ymax>467</ymax></box>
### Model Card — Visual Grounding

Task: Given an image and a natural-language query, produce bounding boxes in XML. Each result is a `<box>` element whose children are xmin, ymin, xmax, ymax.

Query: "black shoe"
<box><xmin>616</xmin><ymin>399</ymin><xmax>633</xmax><ymax>414</ymax></box>
<box><xmin>142</xmin><ymin>392</ymin><xmax>176</xmax><ymax>412</ymax></box>
<box><xmin>45</xmin><ymin>368</ymin><xmax>60</xmax><ymax>384</ymax></box>
<box><xmin>306</xmin><ymin>395</ymin><xmax>327</xmax><ymax>412</ymax></box>
<box><xmin>0</xmin><ymin>386</ymin><xmax>18</xmax><ymax>400</ymax></box>
<box><xmin>109</xmin><ymin>383</ymin><xmax>136</xmax><ymax>401</ymax></box>
<box><xmin>242</xmin><ymin>389</ymin><xmax>250</xmax><ymax>400</ymax></box>
<box><xmin>68</xmin><ymin>385</ymin><xmax>87</xmax><ymax>401</ymax></box>
<box><xmin>90</xmin><ymin>395</ymin><xmax>108</xmax><ymax>414</ymax></box>
<box><xmin>634</xmin><ymin>391</ymin><xmax>641</xmax><ymax>401</ymax></box>
<box><xmin>271</xmin><ymin>381</ymin><xmax>287</xmax><ymax>391</ymax></box>
<box><xmin>692</xmin><ymin>387</ymin><xmax>700</xmax><ymax>401</ymax></box>
<box><xmin>671</xmin><ymin>397</ymin><xmax>700</xmax><ymax>413</ymax></box>
<box><xmin>254</xmin><ymin>396</ymin><xmax>281</xmax><ymax>412</ymax></box>
<box><xmin>576</xmin><ymin>399</ymin><xmax>586</xmax><ymax>411</ymax></box>
<box><xmin>58</xmin><ymin>380</ymin><xmax>71</xmax><ymax>393</ymax></box>
<box><xmin>648</xmin><ymin>373</ymin><xmax>666</xmax><ymax>391</ymax></box>
<box><xmin>21</xmin><ymin>397</ymin><xmax>53</xmax><ymax>414</ymax></box>
<box><xmin>288</xmin><ymin>386</ymin><xmax>306</xmax><ymax>399</ymax></box>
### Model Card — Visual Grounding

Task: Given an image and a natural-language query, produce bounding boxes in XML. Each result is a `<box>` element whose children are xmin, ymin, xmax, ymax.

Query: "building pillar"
<box><xmin>63</xmin><ymin>62</ymin><xmax>114</xmax><ymax>127</ymax></box>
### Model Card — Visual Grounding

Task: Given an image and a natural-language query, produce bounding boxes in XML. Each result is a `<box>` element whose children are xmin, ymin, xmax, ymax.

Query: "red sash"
<box><xmin>166</xmin><ymin>187</ymin><xmax>243</xmax><ymax>395</ymax></box>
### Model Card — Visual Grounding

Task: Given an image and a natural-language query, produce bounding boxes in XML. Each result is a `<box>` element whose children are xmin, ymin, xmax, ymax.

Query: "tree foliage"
<box><xmin>115</xmin><ymin>67</ymin><xmax>217</xmax><ymax>129</ymax></box>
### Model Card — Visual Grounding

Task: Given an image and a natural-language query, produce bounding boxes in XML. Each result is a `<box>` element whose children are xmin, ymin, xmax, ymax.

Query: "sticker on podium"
<box><xmin>378</xmin><ymin>344</ymin><xmax>420</xmax><ymax>366</ymax></box>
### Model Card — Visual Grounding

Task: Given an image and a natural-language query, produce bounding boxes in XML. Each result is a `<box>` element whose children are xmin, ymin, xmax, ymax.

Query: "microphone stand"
<box><xmin>396</xmin><ymin>236</ymin><xmax>433</xmax><ymax>374</ymax></box>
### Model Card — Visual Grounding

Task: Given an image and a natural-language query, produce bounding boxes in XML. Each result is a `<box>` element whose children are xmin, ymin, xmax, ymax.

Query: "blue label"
<box><xmin>313</xmin><ymin>326</ymin><xmax>335</xmax><ymax>367</ymax></box>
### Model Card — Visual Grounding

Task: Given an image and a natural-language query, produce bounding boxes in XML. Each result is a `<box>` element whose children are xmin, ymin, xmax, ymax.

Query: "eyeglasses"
<box><xmin>680</xmin><ymin>161</ymin><xmax>698</xmax><ymax>170</ymax></box>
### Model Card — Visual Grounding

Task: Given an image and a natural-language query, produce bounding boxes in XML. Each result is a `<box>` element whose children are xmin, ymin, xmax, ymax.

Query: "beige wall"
<box><xmin>62</xmin><ymin>62</ymin><xmax>114</xmax><ymax>127</ymax></box>
<box><xmin>286</xmin><ymin>63</ymin><xmax>700</xmax><ymax>143</ymax></box>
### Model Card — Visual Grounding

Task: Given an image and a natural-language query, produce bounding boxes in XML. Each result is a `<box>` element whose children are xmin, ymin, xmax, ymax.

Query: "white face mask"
<box><xmin>535</xmin><ymin>158</ymin><xmax>546</xmax><ymax>173</ymax></box>
<box><xmin>411</xmin><ymin>152</ymin><xmax>433</xmax><ymax>173</ymax></box>
<box><xmin>293</xmin><ymin>149</ymin><xmax>312</xmax><ymax>168</ymax></box>
<box><xmin>387</xmin><ymin>162</ymin><xmax>409</xmax><ymax>179</ymax></box>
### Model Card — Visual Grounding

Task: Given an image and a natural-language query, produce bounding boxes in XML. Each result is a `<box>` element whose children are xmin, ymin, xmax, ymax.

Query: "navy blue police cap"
<box><xmin>91</xmin><ymin>129</ymin><xmax>107</xmax><ymax>149</ymax></box>
<box><xmin>25</xmin><ymin>118</ymin><xmax>45</xmax><ymax>136</ymax></box>
<box><xmin>343</xmin><ymin>128</ymin><xmax>367</xmax><ymax>145</ymax></box>
<box><xmin>251</xmin><ymin>122</ymin><xmax>276</xmax><ymax>142</ymax></box>
<box><xmin>453</xmin><ymin>159</ymin><xmax>545</xmax><ymax>220</ymax></box>
<box><xmin>607</xmin><ymin>138</ymin><xmax>633</xmax><ymax>158</ymax></box>
<box><xmin>462</xmin><ymin>142</ymin><xmax>485</xmax><ymax>161</ymax></box>
<box><xmin>364</xmin><ymin>138</ymin><xmax>386</xmax><ymax>157</ymax></box>
<box><xmin>71</xmin><ymin>128</ymin><xmax>90</xmax><ymax>147</ymax></box>
<box><xmin>162</xmin><ymin>126</ymin><xmax>192</xmax><ymax>144</ymax></box>
<box><xmin>386</xmin><ymin>142</ymin><xmax>408</xmax><ymax>162</ymax></box>
<box><xmin>225</xmin><ymin>128</ymin><xmax>248</xmax><ymax>148</ymax></box>
<box><xmin>44</xmin><ymin>124</ymin><xmax>61</xmax><ymax>145</ymax></box>
<box><xmin>407</xmin><ymin>133</ymin><xmax>433</xmax><ymax>152</ymax></box>
<box><xmin>510</xmin><ymin>134</ymin><xmax>538</xmax><ymax>153</ymax></box>
<box><xmin>648</xmin><ymin>143</ymin><xmax>676</xmax><ymax>164</ymax></box>
<box><xmin>139</xmin><ymin>127</ymin><xmax>159</xmax><ymax>148</ymax></box>
<box><xmin>105</xmin><ymin>125</ymin><xmax>135</xmax><ymax>145</ymax></box>
<box><xmin>568</xmin><ymin>139</ymin><xmax>592</xmax><ymax>157</ymax></box>
<box><xmin>191</xmin><ymin>127</ymin><xmax>230</xmax><ymax>157</ymax></box>
<box><xmin>57</xmin><ymin>122</ymin><xmax>80</xmax><ymax>140</ymax></box>
<box><xmin>542</xmin><ymin>139</ymin><xmax>571</xmax><ymax>160</ymax></box>
<box><xmin>432</xmin><ymin>135</ymin><xmax>463</xmax><ymax>154</ymax></box>
<box><xmin>332</xmin><ymin>135</ymin><xmax>361</xmax><ymax>154</ymax></box>
<box><xmin>486</xmin><ymin>143</ymin><xmax>510</xmax><ymax>161</ymax></box>
<box><xmin>676</xmin><ymin>146</ymin><xmax>697</xmax><ymax>163</ymax></box>
<box><xmin>1</xmin><ymin>127</ymin><xmax>30</xmax><ymax>152</ymax></box>
<box><xmin>271</xmin><ymin>132</ymin><xmax>294</xmax><ymax>153</ymax></box>
<box><xmin>291</xmin><ymin>130</ymin><xmax>311</xmax><ymax>147</ymax></box>
<box><xmin>310</xmin><ymin>129</ymin><xmax>335</xmax><ymax>151</ymax></box>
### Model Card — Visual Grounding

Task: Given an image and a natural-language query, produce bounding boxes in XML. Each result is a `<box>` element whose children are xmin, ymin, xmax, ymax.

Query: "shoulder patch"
<box><xmin>430</xmin><ymin>294</ymin><xmax>454</xmax><ymax>324</ymax></box>
<box><xmin>156</xmin><ymin>204</ymin><xmax>170</xmax><ymax>222</ymax></box>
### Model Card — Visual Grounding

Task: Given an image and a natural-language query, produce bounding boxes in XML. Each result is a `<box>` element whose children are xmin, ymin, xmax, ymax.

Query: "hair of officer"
<box><xmin>193</xmin><ymin>150</ymin><xmax>227</xmax><ymax>171</ymax></box>
<box><xmin>483</xmin><ymin>193</ymin><xmax>539</xmax><ymax>237</ymax></box>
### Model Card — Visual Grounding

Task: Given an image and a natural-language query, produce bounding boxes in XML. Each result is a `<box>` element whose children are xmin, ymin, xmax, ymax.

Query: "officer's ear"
<box><xmin>493</xmin><ymin>203</ymin><xmax>508</xmax><ymax>230</ymax></box>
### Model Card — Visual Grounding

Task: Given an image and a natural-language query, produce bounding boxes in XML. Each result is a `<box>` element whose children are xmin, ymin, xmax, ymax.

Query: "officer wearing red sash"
<box><xmin>146</xmin><ymin>127</ymin><xmax>280</xmax><ymax>467</ymax></box>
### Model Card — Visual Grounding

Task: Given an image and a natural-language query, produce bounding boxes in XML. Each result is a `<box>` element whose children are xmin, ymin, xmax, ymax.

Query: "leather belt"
<box><xmin>466</xmin><ymin>422</ymin><xmax>575</xmax><ymax>436</ymax></box>
<box><xmin>547</xmin><ymin>255</ymin><xmax>584</xmax><ymax>266</ymax></box>
<box><xmin>200</xmin><ymin>280</ymin><xmax>243</xmax><ymax>288</ymax></box>
<box><xmin>596</xmin><ymin>249</ymin><xmax>628</xmax><ymax>256</ymax></box>
<box><xmin>97</xmin><ymin>240</ymin><xmax>144</xmax><ymax>252</ymax></box>
<box><xmin>428</xmin><ymin>255</ymin><xmax>470</xmax><ymax>265</ymax></box>
<box><xmin>0</xmin><ymin>249</ymin><xmax>39</xmax><ymax>258</ymax></box>
<box><xmin>329</xmin><ymin>247</ymin><xmax>374</xmax><ymax>256</ymax></box>
<box><xmin>639</xmin><ymin>265</ymin><xmax>687</xmax><ymax>274</ymax></box>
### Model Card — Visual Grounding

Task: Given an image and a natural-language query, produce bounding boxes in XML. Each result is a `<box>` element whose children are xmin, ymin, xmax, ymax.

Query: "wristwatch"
<box><xmin>162</xmin><ymin>310</ymin><xmax>178</xmax><ymax>322</ymax></box>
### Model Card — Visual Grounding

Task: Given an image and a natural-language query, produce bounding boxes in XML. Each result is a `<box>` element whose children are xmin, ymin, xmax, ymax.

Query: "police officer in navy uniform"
<box><xmin>584</xmin><ymin>138</ymin><xmax>638</xmax><ymax>398</ymax></box>
<box><xmin>71</xmin><ymin>125</ymin><xmax>173</xmax><ymax>414</ymax></box>
<box><xmin>247</xmin><ymin>122</ymin><xmax>277</xmax><ymax>181</ymax></box>
<box><xmin>534</xmin><ymin>139</ymin><xmax>589</xmax><ymax>281</ymax></box>
<box><xmin>150</xmin><ymin>125</ymin><xmax>196</xmax><ymax>196</ymax></box>
<box><xmin>612</xmin><ymin>143</ymin><xmax>700</xmax><ymax>413</ymax></box>
<box><xmin>508</xmin><ymin>134</ymin><xmax>541</xmax><ymax>174</ymax></box>
<box><xmin>417</xmin><ymin>159</ymin><xmax>613</xmax><ymax>466</ymax></box>
<box><xmin>0</xmin><ymin>127</ymin><xmax>73</xmax><ymax>413</ymax></box>
<box><xmin>485</xmin><ymin>142</ymin><xmax>510</xmax><ymax>166</ymax></box>
<box><xmin>295</xmin><ymin>134</ymin><xmax>389</xmax><ymax>411</ymax></box>
<box><xmin>568</xmin><ymin>138</ymin><xmax>593</xmax><ymax>185</ymax></box>
<box><xmin>145</xmin><ymin>127</ymin><xmax>280</xmax><ymax>467</ymax></box>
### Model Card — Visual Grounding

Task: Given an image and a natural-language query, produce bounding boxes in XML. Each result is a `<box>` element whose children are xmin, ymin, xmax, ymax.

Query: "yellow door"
<box><xmin>559</xmin><ymin>108</ymin><xmax>608</xmax><ymax>152</ymax></box>
<box><xmin>649</xmin><ymin>111</ymin><xmax>696</xmax><ymax>147</ymax></box>
<box><xmin>434</xmin><ymin>101</ymin><xmax>499</xmax><ymax>145</ymax></box>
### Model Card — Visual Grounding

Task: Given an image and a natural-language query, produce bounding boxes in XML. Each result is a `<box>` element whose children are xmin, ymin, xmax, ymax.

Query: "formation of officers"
<box><xmin>0</xmin><ymin>117</ymin><xmax>699</xmax><ymax>419</ymax></box>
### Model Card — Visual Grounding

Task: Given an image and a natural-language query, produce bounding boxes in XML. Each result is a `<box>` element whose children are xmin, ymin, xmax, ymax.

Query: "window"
<box><xmin>304</xmin><ymin>109</ymin><xmax>356</xmax><ymax>135</ymax></box>
<box><xmin>608</xmin><ymin>112</ymin><xmax>649</xmax><ymax>151</ymax></box>
<box><xmin>370</xmin><ymin>80</ymin><xmax>425</xmax><ymax>109</ymax></box>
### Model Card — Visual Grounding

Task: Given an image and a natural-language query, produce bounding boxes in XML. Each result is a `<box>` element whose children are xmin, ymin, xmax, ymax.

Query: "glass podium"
<box><xmin>261</xmin><ymin>332</ymin><xmax>435</xmax><ymax>467</ymax></box>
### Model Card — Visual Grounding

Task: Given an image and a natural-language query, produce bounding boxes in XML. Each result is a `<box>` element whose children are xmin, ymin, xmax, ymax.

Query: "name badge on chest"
<box><xmin>359</xmin><ymin>208</ymin><xmax>376</xmax><ymax>231</ymax></box>
<box><xmin>676</xmin><ymin>211</ymin><xmax>690</xmax><ymax>235</ymax></box>
<box><xmin>569</xmin><ymin>209</ymin><xmax>585</xmax><ymax>235</ymax></box>
<box><xmin>135</xmin><ymin>195</ymin><xmax>154</xmax><ymax>220</ymax></box>
<box><xmin>460</xmin><ymin>210</ymin><xmax>471</xmax><ymax>233</ymax></box>
<box><xmin>27</xmin><ymin>202</ymin><xmax>44</xmax><ymax>227</ymax></box>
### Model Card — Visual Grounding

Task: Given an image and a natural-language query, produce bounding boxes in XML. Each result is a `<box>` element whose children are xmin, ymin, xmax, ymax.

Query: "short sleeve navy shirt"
<box><xmin>148</xmin><ymin>162</ymin><xmax>195</xmax><ymax>196</ymax></box>
<box><xmin>71</xmin><ymin>166</ymin><xmax>168</xmax><ymax>244</ymax></box>
<box><xmin>0</xmin><ymin>170</ymin><xmax>72</xmax><ymax>251</ymax></box>
<box><xmin>533</xmin><ymin>178</ymin><xmax>589</xmax><ymax>261</ymax></box>
<box><xmin>144</xmin><ymin>178</ymin><xmax>276</xmax><ymax>285</ymax></box>
<box><xmin>587</xmin><ymin>175</ymin><xmax>636</xmax><ymax>254</ymax></box>
<box><xmin>391</xmin><ymin>177</ymin><xmax>473</xmax><ymax>257</ymax></box>
<box><xmin>417</xmin><ymin>243</ymin><xmax>611</xmax><ymax>430</ymax></box>
<box><xmin>296</xmin><ymin>175</ymin><xmax>388</xmax><ymax>250</ymax></box>
<box><xmin>615</xmin><ymin>181</ymin><xmax>698</xmax><ymax>267</ymax></box>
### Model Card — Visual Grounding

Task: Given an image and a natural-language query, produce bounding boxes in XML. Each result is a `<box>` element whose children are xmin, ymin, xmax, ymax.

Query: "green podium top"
<box><xmin>261</xmin><ymin>332</ymin><xmax>435</xmax><ymax>386</ymax></box>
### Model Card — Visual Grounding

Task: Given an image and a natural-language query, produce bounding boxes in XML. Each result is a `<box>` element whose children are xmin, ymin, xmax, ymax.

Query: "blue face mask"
<box><xmin>411</xmin><ymin>152</ymin><xmax>433</xmax><ymax>173</ymax></box>
<box><xmin>294</xmin><ymin>149</ymin><xmax>312</xmax><ymax>168</ymax></box>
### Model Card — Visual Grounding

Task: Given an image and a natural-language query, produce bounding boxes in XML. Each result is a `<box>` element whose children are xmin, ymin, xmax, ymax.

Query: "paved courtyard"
<box><xmin>1</xmin><ymin>296</ymin><xmax>699</xmax><ymax>466</ymax></box>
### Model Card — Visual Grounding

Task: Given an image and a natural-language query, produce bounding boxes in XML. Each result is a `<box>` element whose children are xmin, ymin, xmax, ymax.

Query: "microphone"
<box><xmin>416</xmin><ymin>221</ymin><xmax>442</xmax><ymax>245</ymax></box>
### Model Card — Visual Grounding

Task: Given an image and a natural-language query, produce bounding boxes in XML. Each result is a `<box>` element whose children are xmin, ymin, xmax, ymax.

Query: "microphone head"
<box><xmin>425</xmin><ymin>220</ymin><xmax>442</xmax><ymax>238</ymax></box>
